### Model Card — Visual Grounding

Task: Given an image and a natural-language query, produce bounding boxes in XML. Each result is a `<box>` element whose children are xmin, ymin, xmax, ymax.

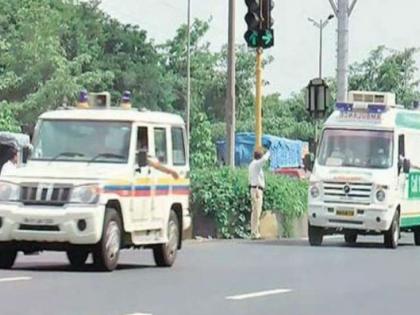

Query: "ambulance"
<box><xmin>0</xmin><ymin>91</ymin><xmax>191</xmax><ymax>270</ymax></box>
<box><xmin>308</xmin><ymin>91</ymin><xmax>420</xmax><ymax>248</ymax></box>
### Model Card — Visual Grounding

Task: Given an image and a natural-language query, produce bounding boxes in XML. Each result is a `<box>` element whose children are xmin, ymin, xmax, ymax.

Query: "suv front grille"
<box><xmin>20</xmin><ymin>183</ymin><xmax>71</xmax><ymax>206</ymax></box>
<box><xmin>323</xmin><ymin>181</ymin><xmax>372</xmax><ymax>205</ymax></box>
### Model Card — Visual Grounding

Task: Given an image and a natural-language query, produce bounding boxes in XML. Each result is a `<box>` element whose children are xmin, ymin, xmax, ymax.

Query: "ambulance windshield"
<box><xmin>31</xmin><ymin>120</ymin><xmax>131</xmax><ymax>163</ymax></box>
<box><xmin>318</xmin><ymin>129</ymin><xmax>393</xmax><ymax>169</ymax></box>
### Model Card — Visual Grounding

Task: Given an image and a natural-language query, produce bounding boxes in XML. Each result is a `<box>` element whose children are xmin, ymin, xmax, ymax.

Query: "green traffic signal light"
<box><xmin>244</xmin><ymin>30</ymin><xmax>259</xmax><ymax>48</ymax></box>
<box><xmin>261</xmin><ymin>29</ymin><xmax>274</xmax><ymax>48</ymax></box>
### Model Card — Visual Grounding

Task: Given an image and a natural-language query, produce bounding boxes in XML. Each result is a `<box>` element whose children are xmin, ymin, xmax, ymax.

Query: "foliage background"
<box><xmin>1</xmin><ymin>0</ymin><xmax>419</xmax><ymax>142</ymax></box>
<box><xmin>0</xmin><ymin>0</ymin><xmax>419</xmax><ymax>238</ymax></box>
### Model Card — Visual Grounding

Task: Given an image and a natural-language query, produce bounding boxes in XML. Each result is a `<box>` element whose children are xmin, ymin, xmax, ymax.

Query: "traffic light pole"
<box><xmin>226</xmin><ymin>0</ymin><xmax>236</xmax><ymax>167</ymax></box>
<box><xmin>255</xmin><ymin>47</ymin><xmax>263</xmax><ymax>149</ymax></box>
<box><xmin>244</xmin><ymin>0</ymin><xmax>274</xmax><ymax>150</ymax></box>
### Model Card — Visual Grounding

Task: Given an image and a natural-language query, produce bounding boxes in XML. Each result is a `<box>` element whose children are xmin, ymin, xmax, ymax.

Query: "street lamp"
<box><xmin>308</xmin><ymin>14</ymin><xmax>334</xmax><ymax>78</ymax></box>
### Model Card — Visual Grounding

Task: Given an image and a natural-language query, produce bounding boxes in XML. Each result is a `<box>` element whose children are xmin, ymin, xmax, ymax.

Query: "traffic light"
<box><xmin>244</xmin><ymin>0</ymin><xmax>261</xmax><ymax>48</ymax></box>
<box><xmin>260</xmin><ymin>0</ymin><xmax>274</xmax><ymax>48</ymax></box>
<box><xmin>261</xmin><ymin>0</ymin><xmax>274</xmax><ymax>30</ymax></box>
<box><xmin>244</xmin><ymin>0</ymin><xmax>275</xmax><ymax>49</ymax></box>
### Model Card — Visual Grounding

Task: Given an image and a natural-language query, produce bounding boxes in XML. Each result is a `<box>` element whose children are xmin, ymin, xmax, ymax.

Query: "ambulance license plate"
<box><xmin>336</xmin><ymin>209</ymin><xmax>354</xmax><ymax>217</ymax></box>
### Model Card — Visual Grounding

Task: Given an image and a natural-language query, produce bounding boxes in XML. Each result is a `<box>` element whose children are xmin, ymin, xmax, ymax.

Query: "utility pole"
<box><xmin>319</xmin><ymin>19</ymin><xmax>323</xmax><ymax>78</ymax></box>
<box><xmin>329</xmin><ymin>0</ymin><xmax>358</xmax><ymax>102</ymax></box>
<box><xmin>308</xmin><ymin>15</ymin><xmax>334</xmax><ymax>78</ymax></box>
<box><xmin>186</xmin><ymin>0</ymin><xmax>191</xmax><ymax>142</ymax></box>
<box><xmin>226</xmin><ymin>0</ymin><xmax>236</xmax><ymax>167</ymax></box>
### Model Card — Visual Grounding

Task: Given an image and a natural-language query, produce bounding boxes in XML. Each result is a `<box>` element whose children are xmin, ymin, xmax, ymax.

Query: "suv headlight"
<box><xmin>69</xmin><ymin>184</ymin><xmax>100</xmax><ymax>204</ymax></box>
<box><xmin>310</xmin><ymin>183</ymin><xmax>320</xmax><ymax>199</ymax></box>
<box><xmin>0</xmin><ymin>181</ymin><xmax>20</xmax><ymax>202</ymax></box>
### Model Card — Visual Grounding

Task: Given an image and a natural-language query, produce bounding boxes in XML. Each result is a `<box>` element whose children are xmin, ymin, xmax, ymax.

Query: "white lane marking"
<box><xmin>0</xmin><ymin>276</ymin><xmax>32</xmax><ymax>283</ymax></box>
<box><xmin>226</xmin><ymin>288</ymin><xmax>292</xmax><ymax>300</ymax></box>
<box><xmin>124</xmin><ymin>313</ymin><xmax>152</xmax><ymax>315</ymax></box>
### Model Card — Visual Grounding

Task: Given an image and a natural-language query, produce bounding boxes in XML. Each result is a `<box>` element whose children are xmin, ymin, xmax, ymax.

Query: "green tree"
<box><xmin>0</xmin><ymin>103</ymin><xmax>20</xmax><ymax>132</ymax></box>
<box><xmin>190</xmin><ymin>112</ymin><xmax>216</xmax><ymax>169</ymax></box>
<box><xmin>349</xmin><ymin>46</ymin><xmax>420</xmax><ymax>107</ymax></box>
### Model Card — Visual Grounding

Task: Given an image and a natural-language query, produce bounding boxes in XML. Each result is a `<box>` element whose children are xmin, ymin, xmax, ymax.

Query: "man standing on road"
<box><xmin>248</xmin><ymin>147</ymin><xmax>270</xmax><ymax>239</ymax></box>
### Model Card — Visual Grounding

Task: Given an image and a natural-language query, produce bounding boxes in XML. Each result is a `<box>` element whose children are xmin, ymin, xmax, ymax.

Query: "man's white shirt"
<box><xmin>1</xmin><ymin>161</ymin><xmax>17</xmax><ymax>175</ymax></box>
<box><xmin>248</xmin><ymin>152</ymin><xmax>270</xmax><ymax>188</ymax></box>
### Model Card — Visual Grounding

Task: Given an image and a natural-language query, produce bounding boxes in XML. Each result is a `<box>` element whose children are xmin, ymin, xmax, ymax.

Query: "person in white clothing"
<box><xmin>1</xmin><ymin>147</ymin><xmax>18</xmax><ymax>176</ymax></box>
<box><xmin>248</xmin><ymin>148</ymin><xmax>270</xmax><ymax>239</ymax></box>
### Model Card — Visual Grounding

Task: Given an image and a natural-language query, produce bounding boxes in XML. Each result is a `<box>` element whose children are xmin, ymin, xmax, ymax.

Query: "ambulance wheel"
<box><xmin>93</xmin><ymin>208</ymin><xmax>122</xmax><ymax>271</ymax></box>
<box><xmin>66</xmin><ymin>249</ymin><xmax>89</xmax><ymax>268</ymax></box>
<box><xmin>308</xmin><ymin>223</ymin><xmax>323</xmax><ymax>246</ymax></box>
<box><xmin>413</xmin><ymin>227</ymin><xmax>420</xmax><ymax>246</ymax></box>
<box><xmin>0</xmin><ymin>250</ymin><xmax>17</xmax><ymax>269</ymax></box>
<box><xmin>384</xmin><ymin>212</ymin><xmax>400</xmax><ymax>249</ymax></box>
<box><xmin>153</xmin><ymin>210</ymin><xmax>179</xmax><ymax>267</ymax></box>
<box><xmin>344</xmin><ymin>233</ymin><xmax>358</xmax><ymax>244</ymax></box>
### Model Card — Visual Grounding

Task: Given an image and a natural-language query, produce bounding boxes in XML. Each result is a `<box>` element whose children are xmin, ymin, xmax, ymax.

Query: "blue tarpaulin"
<box><xmin>216</xmin><ymin>133</ymin><xmax>306</xmax><ymax>169</ymax></box>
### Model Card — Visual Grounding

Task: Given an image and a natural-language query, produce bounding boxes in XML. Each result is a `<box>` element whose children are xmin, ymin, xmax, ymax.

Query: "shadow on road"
<box><xmin>238</xmin><ymin>238</ymin><xmax>415</xmax><ymax>250</ymax></box>
<box><xmin>12</xmin><ymin>262</ymin><xmax>154</xmax><ymax>273</ymax></box>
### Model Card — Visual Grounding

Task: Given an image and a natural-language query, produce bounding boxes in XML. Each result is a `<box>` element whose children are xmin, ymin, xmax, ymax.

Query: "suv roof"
<box><xmin>40</xmin><ymin>109</ymin><xmax>184</xmax><ymax>125</ymax></box>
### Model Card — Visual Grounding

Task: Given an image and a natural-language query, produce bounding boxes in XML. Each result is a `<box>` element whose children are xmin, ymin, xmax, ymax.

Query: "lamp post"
<box><xmin>308</xmin><ymin>14</ymin><xmax>334</xmax><ymax>78</ymax></box>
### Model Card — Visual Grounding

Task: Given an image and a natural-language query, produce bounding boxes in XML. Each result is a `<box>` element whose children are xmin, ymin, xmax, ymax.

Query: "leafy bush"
<box><xmin>191</xmin><ymin>167</ymin><xmax>308</xmax><ymax>238</ymax></box>
<box><xmin>190</xmin><ymin>112</ymin><xmax>217</xmax><ymax>169</ymax></box>
<box><xmin>0</xmin><ymin>103</ymin><xmax>21</xmax><ymax>132</ymax></box>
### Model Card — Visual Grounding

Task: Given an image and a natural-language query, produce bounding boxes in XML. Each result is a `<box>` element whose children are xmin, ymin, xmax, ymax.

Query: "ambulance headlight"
<box><xmin>310</xmin><ymin>184</ymin><xmax>320</xmax><ymax>199</ymax></box>
<box><xmin>0</xmin><ymin>181</ymin><xmax>20</xmax><ymax>202</ymax></box>
<box><xmin>69</xmin><ymin>184</ymin><xmax>100</xmax><ymax>204</ymax></box>
<box><xmin>376</xmin><ymin>189</ymin><xmax>386</xmax><ymax>202</ymax></box>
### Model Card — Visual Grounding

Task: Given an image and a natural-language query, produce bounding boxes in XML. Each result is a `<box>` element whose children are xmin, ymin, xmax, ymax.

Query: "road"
<box><xmin>1</xmin><ymin>235</ymin><xmax>420</xmax><ymax>315</ymax></box>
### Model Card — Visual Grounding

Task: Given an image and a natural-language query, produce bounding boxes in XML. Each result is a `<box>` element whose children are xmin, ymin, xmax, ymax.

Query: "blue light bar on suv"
<box><xmin>336</xmin><ymin>102</ymin><xmax>353</xmax><ymax>112</ymax></box>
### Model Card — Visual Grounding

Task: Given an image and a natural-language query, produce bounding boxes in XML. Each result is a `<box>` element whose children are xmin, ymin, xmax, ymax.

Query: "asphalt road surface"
<box><xmin>1</xmin><ymin>234</ymin><xmax>420</xmax><ymax>315</ymax></box>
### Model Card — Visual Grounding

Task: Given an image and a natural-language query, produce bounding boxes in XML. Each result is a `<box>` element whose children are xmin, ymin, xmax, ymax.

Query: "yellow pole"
<box><xmin>255</xmin><ymin>47</ymin><xmax>263</xmax><ymax>149</ymax></box>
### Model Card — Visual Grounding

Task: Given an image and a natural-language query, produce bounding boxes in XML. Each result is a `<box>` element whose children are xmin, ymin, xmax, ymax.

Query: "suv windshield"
<box><xmin>32</xmin><ymin>120</ymin><xmax>131</xmax><ymax>163</ymax></box>
<box><xmin>318</xmin><ymin>129</ymin><xmax>393</xmax><ymax>169</ymax></box>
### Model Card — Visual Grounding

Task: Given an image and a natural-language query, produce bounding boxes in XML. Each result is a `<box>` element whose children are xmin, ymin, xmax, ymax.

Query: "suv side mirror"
<box><xmin>137</xmin><ymin>150</ymin><xmax>148</xmax><ymax>168</ymax></box>
<box><xmin>403</xmin><ymin>158</ymin><xmax>411</xmax><ymax>174</ymax></box>
<box><xmin>304</xmin><ymin>153</ymin><xmax>314</xmax><ymax>172</ymax></box>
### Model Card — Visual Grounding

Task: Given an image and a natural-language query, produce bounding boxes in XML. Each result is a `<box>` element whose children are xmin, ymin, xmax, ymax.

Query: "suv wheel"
<box><xmin>308</xmin><ymin>222</ymin><xmax>324</xmax><ymax>246</ymax></box>
<box><xmin>153</xmin><ymin>210</ymin><xmax>179</xmax><ymax>267</ymax></box>
<box><xmin>93</xmin><ymin>209</ymin><xmax>122</xmax><ymax>271</ymax></box>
